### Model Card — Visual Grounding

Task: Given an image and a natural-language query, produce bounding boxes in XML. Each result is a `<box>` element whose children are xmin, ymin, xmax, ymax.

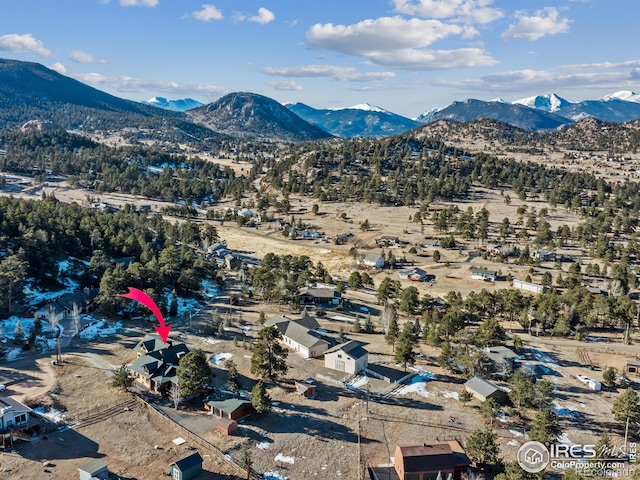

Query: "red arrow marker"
<box><xmin>118</xmin><ymin>287</ymin><xmax>172</xmax><ymax>344</ymax></box>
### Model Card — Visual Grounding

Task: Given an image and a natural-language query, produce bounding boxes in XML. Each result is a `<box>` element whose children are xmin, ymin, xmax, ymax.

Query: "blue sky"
<box><xmin>1</xmin><ymin>0</ymin><xmax>638</xmax><ymax>117</ymax></box>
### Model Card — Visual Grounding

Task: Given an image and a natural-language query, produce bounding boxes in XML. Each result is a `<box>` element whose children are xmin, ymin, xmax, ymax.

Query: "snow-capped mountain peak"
<box><xmin>513</xmin><ymin>93</ymin><xmax>571</xmax><ymax>113</ymax></box>
<box><xmin>347</xmin><ymin>103</ymin><xmax>389</xmax><ymax>113</ymax></box>
<box><xmin>414</xmin><ymin>107</ymin><xmax>442</xmax><ymax>123</ymax></box>
<box><xmin>600</xmin><ymin>91</ymin><xmax>640</xmax><ymax>103</ymax></box>
<box><xmin>145</xmin><ymin>96</ymin><xmax>205</xmax><ymax>112</ymax></box>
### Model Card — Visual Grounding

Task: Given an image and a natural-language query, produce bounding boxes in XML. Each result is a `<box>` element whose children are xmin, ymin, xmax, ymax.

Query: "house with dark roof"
<box><xmin>129</xmin><ymin>334</ymin><xmax>189</xmax><ymax>395</ymax></box>
<box><xmin>324</xmin><ymin>340</ymin><xmax>368</xmax><ymax>374</ymax></box>
<box><xmin>266</xmin><ymin>315</ymin><xmax>330</xmax><ymax>359</ymax></box>
<box><xmin>205</xmin><ymin>398</ymin><xmax>253</xmax><ymax>420</ymax></box>
<box><xmin>78</xmin><ymin>459</ymin><xmax>109</xmax><ymax>480</ymax></box>
<box><xmin>391</xmin><ymin>441</ymin><xmax>471</xmax><ymax>480</ymax></box>
<box><xmin>298</xmin><ymin>287</ymin><xmax>341</xmax><ymax>306</ymax></box>
<box><xmin>35</xmin><ymin>287</ymin><xmax>99</xmax><ymax>323</ymax></box>
<box><xmin>484</xmin><ymin>346</ymin><xmax>519</xmax><ymax>374</ymax></box>
<box><xmin>398</xmin><ymin>267</ymin><xmax>428</xmax><ymax>282</ymax></box>
<box><xmin>170</xmin><ymin>452</ymin><xmax>203</xmax><ymax>480</ymax></box>
<box><xmin>625</xmin><ymin>359</ymin><xmax>640</xmax><ymax>376</ymax></box>
<box><xmin>464</xmin><ymin>375</ymin><xmax>507</xmax><ymax>403</ymax></box>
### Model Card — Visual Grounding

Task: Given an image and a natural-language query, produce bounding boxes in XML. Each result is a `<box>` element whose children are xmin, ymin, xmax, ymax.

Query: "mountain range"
<box><xmin>1</xmin><ymin>57</ymin><xmax>639</xmax><ymax>141</ymax></box>
<box><xmin>286</xmin><ymin>102</ymin><xmax>421</xmax><ymax>138</ymax></box>
<box><xmin>144</xmin><ymin>97</ymin><xmax>204</xmax><ymax>112</ymax></box>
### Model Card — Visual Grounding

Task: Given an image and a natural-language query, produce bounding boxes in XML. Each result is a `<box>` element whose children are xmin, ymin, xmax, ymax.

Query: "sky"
<box><xmin>1</xmin><ymin>0</ymin><xmax>639</xmax><ymax>118</ymax></box>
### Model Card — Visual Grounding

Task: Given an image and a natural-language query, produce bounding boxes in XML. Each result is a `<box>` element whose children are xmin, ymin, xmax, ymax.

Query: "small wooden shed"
<box><xmin>170</xmin><ymin>452</ymin><xmax>203</xmax><ymax>480</ymax></box>
<box><xmin>295</xmin><ymin>381</ymin><xmax>317</xmax><ymax>398</ymax></box>
<box><xmin>214</xmin><ymin>417</ymin><xmax>238</xmax><ymax>435</ymax></box>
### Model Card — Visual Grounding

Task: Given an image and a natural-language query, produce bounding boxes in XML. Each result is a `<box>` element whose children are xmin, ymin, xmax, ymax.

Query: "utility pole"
<box><xmin>357</xmin><ymin>417</ymin><xmax>361</xmax><ymax>480</ymax></box>
<box><xmin>625</xmin><ymin>415</ymin><xmax>630</xmax><ymax>448</ymax></box>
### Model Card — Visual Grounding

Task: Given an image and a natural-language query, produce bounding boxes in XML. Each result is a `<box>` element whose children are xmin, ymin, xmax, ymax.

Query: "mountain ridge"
<box><xmin>188</xmin><ymin>92</ymin><xmax>332</xmax><ymax>142</ymax></box>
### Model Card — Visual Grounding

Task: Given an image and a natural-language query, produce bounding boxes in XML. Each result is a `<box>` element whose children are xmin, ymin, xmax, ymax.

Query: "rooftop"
<box><xmin>325</xmin><ymin>340</ymin><xmax>368</xmax><ymax>359</ymax></box>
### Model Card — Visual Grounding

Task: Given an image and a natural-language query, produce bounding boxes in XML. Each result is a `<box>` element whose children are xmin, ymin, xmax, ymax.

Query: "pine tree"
<box><xmin>258</xmin><ymin>311</ymin><xmax>267</xmax><ymax>325</ymax></box>
<box><xmin>529</xmin><ymin>408</ymin><xmax>560</xmax><ymax>446</ymax></box>
<box><xmin>226</xmin><ymin>359</ymin><xmax>240</xmax><ymax>394</ymax></box>
<box><xmin>364</xmin><ymin>315</ymin><xmax>375</xmax><ymax>334</ymax></box>
<box><xmin>337</xmin><ymin>326</ymin><xmax>347</xmax><ymax>343</ymax></box>
<box><xmin>395</xmin><ymin>322</ymin><xmax>418</xmax><ymax>370</ymax></box>
<box><xmin>352</xmin><ymin>317</ymin><xmax>362</xmax><ymax>333</ymax></box>
<box><xmin>111</xmin><ymin>364</ymin><xmax>134</xmax><ymax>391</ymax></box>
<box><xmin>251</xmin><ymin>382</ymin><xmax>272</xmax><ymax>414</ymax></box>
<box><xmin>176</xmin><ymin>349</ymin><xmax>212</xmax><ymax>398</ymax></box>
<box><xmin>612</xmin><ymin>388</ymin><xmax>640</xmax><ymax>427</ymax></box>
<box><xmin>466</xmin><ymin>428</ymin><xmax>500</xmax><ymax>468</ymax></box>
<box><xmin>250</xmin><ymin>326</ymin><xmax>288</xmax><ymax>381</ymax></box>
<box><xmin>13</xmin><ymin>320</ymin><xmax>24</xmax><ymax>345</ymax></box>
<box><xmin>169</xmin><ymin>290</ymin><xmax>178</xmax><ymax>316</ymax></box>
<box><xmin>602</xmin><ymin>367</ymin><xmax>616</xmax><ymax>387</ymax></box>
<box><xmin>479</xmin><ymin>398</ymin><xmax>500</xmax><ymax>426</ymax></box>
<box><xmin>385</xmin><ymin>313</ymin><xmax>400</xmax><ymax>350</ymax></box>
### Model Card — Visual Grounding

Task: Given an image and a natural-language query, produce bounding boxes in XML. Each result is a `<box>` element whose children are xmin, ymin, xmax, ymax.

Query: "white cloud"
<box><xmin>432</xmin><ymin>66</ymin><xmax>638</xmax><ymax>93</ymax></box>
<box><xmin>393</xmin><ymin>0</ymin><xmax>503</xmax><ymax>24</ymax></box>
<box><xmin>262</xmin><ymin>64</ymin><xmax>395</xmax><ymax>82</ymax></box>
<box><xmin>69</xmin><ymin>50</ymin><xmax>106</xmax><ymax>64</ymax></box>
<box><xmin>119</xmin><ymin>0</ymin><xmax>158</xmax><ymax>7</ymax></box>
<box><xmin>305</xmin><ymin>17</ymin><xmax>496</xmax><ymax>70</ymax></box>
<box><xmin>267</xmin><ymin>80</ymin><xmax>302</xmax><ymax>91</ymax></box>
<box><xmin>0</xmin><ymin>33</ymin><xmax>51</xmax><ymax>57</ymax></box>
<box><xmin>307</xmin><ymin>17</ymin><xmax>465</xmax><ymax>56</ymax></box>
<box><xmin>249</xmin><ymin>7</ymin><xmax>275</xmax><ymax>24</ymax></box>
<box><xmin>191</xmin><ymin>4</ymin><xmax>223</xmax><ymax>22</ymax></box>
<box><xmin>50</xmin><ymin>62</ymin><xmax>67</xmax><ymax>74</ymax></box>
<box><xmin>71</xmin><ymin>71</ymin><xmax>227</xmax><ymax>99</ymax></box>
<box><xmin>502</xmin><ymin>7</ymin><xmax>571</xmax><ymax>41</ymax></box>
<box><xmin>367</xmin><ymin>48</ymin><xmax>498</xmax><ymax>70</ymax></box>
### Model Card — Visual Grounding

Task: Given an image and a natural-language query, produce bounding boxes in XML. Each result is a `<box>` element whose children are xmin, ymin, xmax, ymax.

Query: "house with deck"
<box><xmin>298</xmin><ymin>286</ymin><xmax>341</xmax><ymax>306</ymax></box>
<box><xmin>129</xmin><ymin>334</ymin><xmax>189</xmax><ymax>395</ymax></box>
<box><xmin>359</xmin><ymin>253</ymin><xmax>385</xmax><ymax>269</ymax></box>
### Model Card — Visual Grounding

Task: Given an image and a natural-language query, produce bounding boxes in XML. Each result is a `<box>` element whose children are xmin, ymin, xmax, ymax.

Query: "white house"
<box><xmin>324</xmin><ymin>340</ymin><xmax>368</xmax><ymax>374</ymax></box>
<box><xmin>0</xmin><ymin>397</ymin><xmax>36</xmax><ymax>432</ymax></box>
<box><xmin>471</xmin><ymin>268</ymin><xmax>497</xmax><ymax>282</ymax></box>
<box><xmin>359</xmin><ymin>253</ymin><xmax>385</xmax><ymax>269</ymax></box>
<box><xmin>266</xmin><ymin>316</ymin><xmax>329</xmax><ymax>359</ymax></box>
<box><xmin>513</xmin><ymin>279</ymin><xmax>546</xmax><ymax>294</ymax></box>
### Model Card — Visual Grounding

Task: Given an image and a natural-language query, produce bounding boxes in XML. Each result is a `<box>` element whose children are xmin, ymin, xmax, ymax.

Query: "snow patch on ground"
<box><xmin>203</xmin><ymin>338</ymin><xmax>221</xmax><ymax>345</ymax></box>
<box><xmin>23</xmin><ymin>276</ymin><xmax>80</xmax><ymax>307</ymax></box>
<box><xmin>275</xmin><ymin>453</ymin><xmax>295</xmax><ymax>464</ymax></box>
<box><xmin>33</xmin><ymin>406</ymin><xmax>66</xmax><ymax>423</ymax></box>
<box><xmin>531</xmin><ymin>350</ymin><xmax>558</xmax><ymax>365</ymax></box>
<box><xmin>440</xmin><ymin>390</ymin><xmax>459</xmax><ymax>400</ymax></box>
<box><xmin>264</xmin><ymin>472</ymin><xmax>288</xmax><ymax>480</ymax></box>
<box><xmin>496</xmin><ymin>411</ymin><xmax>507</xmax><ymax>423</ymax></box>
<box><xmin>508</xmin><ymin>440</ymin><xmax>521</xmax><ymax>447</ymax></box>
<box><xmin>257</xmin><ymin>441</ymin><xmax>272</xmax><ymax>450</ymax></box>
<box><xmin>510</xmin><ymin>429</ymin><xmax>524</xmax><ymax>437</ymax></box>
<box><xmin>79</xmin><ymin>319</ymin><xmax>122</xmax><ymax>339</ymax></box>
<box><xmin>552</xmin><ymin>400</ymin><xmax>581</xmax><ymax>418</ymax></box>
<box><xmin>558</xmin><ymin>432</ymin><xmax>576</xmax><ymax>446</ymax></box>
<box><xmin>211</xmin><ymin>353</ymin><xmax>233</xmax><ymax>365</ymax></box>
<box><xmin>393</xmin><ymin>369</ymin><xmax>435</xmax><ymax>398</ymax></box>
<box><xmin>348</xmin><ymin>375</ymin><xmax>369</xmax><ymax>389</ymax></box>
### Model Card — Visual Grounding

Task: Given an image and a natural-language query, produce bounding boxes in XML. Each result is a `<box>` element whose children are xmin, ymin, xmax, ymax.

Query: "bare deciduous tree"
<box><xmin>72</xmin><ymin>302</ymin><xmax>81</xmax><ymax>336</ymax></box>
<box><xmin>171</xmin><ymin>382</ymin><xmax>181</xmax><ymax>409</ymax></box>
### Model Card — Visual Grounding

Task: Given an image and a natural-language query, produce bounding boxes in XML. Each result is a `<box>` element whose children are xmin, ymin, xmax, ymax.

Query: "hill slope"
<box><xmin>188</xmin><ymin>92</ymin><xmax>332</xmax><ymax>142</ymax></box>
<box><xmin>287</xmin><ymin>103</ymin><xmax>420</xmax><ymax>138</ymax></box>
<box><xmin>0</xmin><ymin>58</ymin><xmax>224</xmax><ymax>142</ymax></box>
<box><xmin>428</xmin><ymin>99</ymin><xmax>571</xmax><ymax>131</ymax></box>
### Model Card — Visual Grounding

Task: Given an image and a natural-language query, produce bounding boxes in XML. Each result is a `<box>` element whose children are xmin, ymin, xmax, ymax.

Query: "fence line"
<box><xmin>133</xmin><ymin>395</ymin><xmax>261</xmax><ymax>480</ymax></box>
